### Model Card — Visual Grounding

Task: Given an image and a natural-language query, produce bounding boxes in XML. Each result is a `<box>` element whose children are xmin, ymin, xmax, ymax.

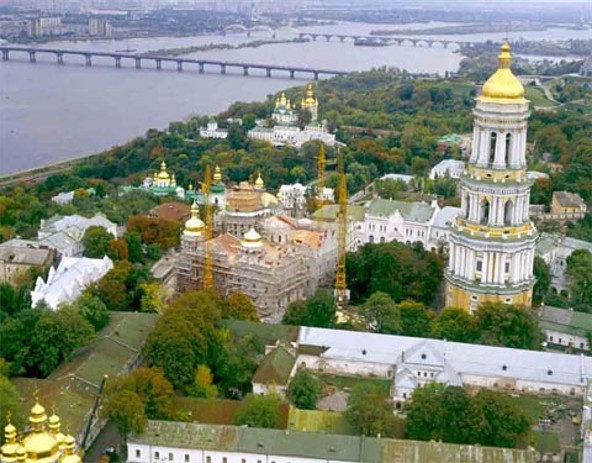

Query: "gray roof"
<box><xmin>536</xmin><ymin>232</ymin><xmax>561</xmax><ymax>257</ymax></box>
<box><xmin>130</xmin><ymin>421</ymin><xmax>381</xmax><ymax>463</ymax></box>
<box><xmin>298</xmin><ymin>326</ymin><xmax>591</xmax><ymax>388</ymax></box>
<box><xmin>367</xmin><ymin>199</ymin><xmax>435</xmax><ymax>223</ymax></box>
<box><xmin>540</xmin><ymin>306</ymin><xmax>592</xmax><ymax>339</ymax></box>
<box><xmin>562</xmin><ymin>237</ymin><xmax>592</xmax><ymax>253</ymax></box>
<box><xmin>432</xmin><ymin>206</ymin><xmax>461</xmax><ymax>229</ymax></box>
<box><xmin>0</xmin><ymin>246</ymin><xmax>53</xmax><ymax>265</ymax></box>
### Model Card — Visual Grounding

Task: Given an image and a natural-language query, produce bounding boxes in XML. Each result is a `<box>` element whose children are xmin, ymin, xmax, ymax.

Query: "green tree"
<box><xmin>346</xmin><ymin>383</ymin><xmax>395</xmax><ymax>437</ymax></box>
<box><xmin>282</xmin><ymin>290</ymin><xmax>335</xmax><ymax>328</ymax></box>
<box><xmin>566</xmin><ymin>249</ymin><xmax>592</xmax><ymax>311</ymax></box>
<box><xmin>360</xmin><ymin>292</ymin><xmax>401</xmax><ymax>334</ymax></box>
<box><xmin>234</xmin><ymin>394</ymin><xmax>283</xmax><ymax>429</ymax></box>
<box><xmin>102</xmin><ymin>389</ymin><xmax>147</xmax><ymax>443</ymax></box>
<box><xmin>190</xmin><ymin>365</ymin><xmax>218</xmax><ymax>399</ymax></box>
<box><xmin>125</xmin><ymin>232</ymin><xmax>144</xmax><ymax>263</ymax></box>
<box><xmin>533</xmin><ymin>256</ymin><xmax>551</xmax><ymax>304</ymax></box>
<box><xmin>0</xmin><ymin>377</ymin><xmax>21</xmax><ymax>433</ymax></box>
<box><xmin>72</xmin><ymin>293</ymin><xmax>110</xmax><ymax>331</ymax></box>
<box><xmin>405</xmin><ymin>382</ymin><xmax>447</xmax><ymax>442</ymax></box>
<box><xmin>473</xmin><ymin>303</ymin><xmax>541</xmax><ymax>350</ymax></box>
<box><xmin>430</xmin><ymin>307</ymin><xmax>475</xmax><ymax>343</ymax></box>
<box><xmin>398</xmin><ymin>301</ymin><xmax>434</xmax><ymax>338</ymax></box>
<box><xmin>222</xmin><ymin>292</ymin><xmax>259</xmax><ymax>321</ymax></box>
<box><xmin>139</xmin><ymin>283</ymin><xmax>166</xmax><ymax>313</ymax></box>
<box><xmin>287</xmin><ymin>369</ymin><xmax>320</xmax><ymax>410</ymax></box>
<box><xmin>82</xmin><ymin>226</ymin><xmax>114</xmax><ymax>258</ymax></box>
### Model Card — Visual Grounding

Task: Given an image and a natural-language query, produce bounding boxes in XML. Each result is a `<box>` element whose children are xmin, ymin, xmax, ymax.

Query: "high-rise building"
<box><xmin>445</xmin><ymin>43</ymin><xmax>537</xmax><ymax>312</ymax></box>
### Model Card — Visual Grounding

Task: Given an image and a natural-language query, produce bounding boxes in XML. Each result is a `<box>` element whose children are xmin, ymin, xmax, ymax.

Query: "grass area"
<box><xmin>509</xmin><ymin>395</ymin><xmax>546</xmax><ymax>422</ymax></box>
<box><xmin>317</xmin><ymin>373</ymin><xmax>391</xmax><ymax>396</ymax></box>
<box><xmin>527</xmin><ymin>430</ymin><xmax>561</xmax><ymax>453</ymax></box>
<box><xmin>288</xmin><ymin>406</ymin><xmax>357</xmax><ymax>435</ymax></box>
<box><xmin>525</xmin><ymin>86</ymin><xmax>556</xmax><ymax>108</ymax></box>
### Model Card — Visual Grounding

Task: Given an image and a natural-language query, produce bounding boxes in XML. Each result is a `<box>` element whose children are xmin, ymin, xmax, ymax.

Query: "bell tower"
<box><xmin>445</xmin><ymin>43</ymin><xmax>538</xmax><ymax>312</ymax></box>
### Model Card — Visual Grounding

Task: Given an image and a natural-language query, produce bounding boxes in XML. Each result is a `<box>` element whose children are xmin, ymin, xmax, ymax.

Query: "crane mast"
<box><xmin>316</xmin><ymin>142</ymin><xmax>326</xmax><ymax>205</ymax></box>
<box><xmin>334</xmin><ymin>149</ymin><xmax>349</xmax><ymax>309</ymax></box>
<box><xmin>202</xmin><ymin>164</ymin><xmax>214</xmax><ymax>291</ymax></box>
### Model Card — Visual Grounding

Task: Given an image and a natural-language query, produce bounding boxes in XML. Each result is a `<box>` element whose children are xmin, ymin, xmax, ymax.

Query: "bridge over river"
<box><xmin>0</xmin><ymin>46</ymin><xmax>349</xmax><ymax>80</ymax></box>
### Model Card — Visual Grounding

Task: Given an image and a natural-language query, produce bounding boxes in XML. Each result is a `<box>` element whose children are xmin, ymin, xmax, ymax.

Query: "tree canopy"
<box><xmin>233</xmin><ymin>394</ymin><xmax>284</xmax><ymax>429</ymax></box>
<box><xmin>287</xmin><ymin>369</ymin><xmax>320</xmax><ymax>410</ymax></box>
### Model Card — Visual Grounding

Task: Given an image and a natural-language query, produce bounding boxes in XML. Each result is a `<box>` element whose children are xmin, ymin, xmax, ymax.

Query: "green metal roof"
<box><xmin>312</xmin><ymin>205</ymin><xmax>366</xmax><ymax>222</ymax></box>
<box><xmin>219</xmin><ymin>319</ymin><xmax>300</xmax><ymax>346</ymax></box>
<box><xmin>251</xmin><ymin>346</ymin><xmax>296</xmax><ymax>386</ymax></box>
<box><xmin>367</xmin><ymin>199</ymin><xmax>435</xmax><ymax>223</ymax></box>
<box><xmin>540</xmin><ymin>306</ymin><xmax>592</xmax><ymax>338</ymax></box>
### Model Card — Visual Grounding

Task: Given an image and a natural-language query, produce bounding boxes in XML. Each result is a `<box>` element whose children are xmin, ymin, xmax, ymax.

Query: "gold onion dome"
<box><xmin>23</xmin><ymin>401</ymin><xmax>60</xmax><ymax>461</ymax></box>
<box><xmin>60</xmin><ymin>436</ymin><xmax>81</xmax><ymax>463</ymax></box>
<box><xmin>157</xmin><ymin>160</ymin><xmax>170</xmax><ymax>179</ymax></box>
<box><xmin>302</xmin><ymin>83</ymin><xmax>317</xmax><ymax>105</ymax></box>
<box><xmin>15</xmin><ymin>446</ymin><xmax>25</xmax><ymax>463</ymax></box>
<box><xmin>184</xmin><ymin>201</ymin><xmax>205</xmax><ymax>235</ymax></box>
<box><xmin>48</xmin><ymin>414</ymin><xmax>66</xmax><ymax>449</ymax></box>
<box><xmin>2</xmin><ymin>420</ymin><xmax>19</xmax><ymax>461</ymax></box>
<box><xmin>213</xmin><ymin>165</ymin><xmax>223</xmax><ymax>183</ymax></box>
<box><xmin>242</xmin><ymin>228</ymin><xmax>263</xmax><ymax>249</ymax></box>
<box><xmin>254</xmin><ymin>172</ymin><xmax>265</xmax><ymax>189</ymax></box>
<box><xmin>480</xmin><ymin>42</ymin><xmax>525</xmax><ymax>102</ymax></box>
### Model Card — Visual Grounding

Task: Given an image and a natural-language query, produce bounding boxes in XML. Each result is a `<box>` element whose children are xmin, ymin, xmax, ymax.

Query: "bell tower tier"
<box><xmin>445</xmin><ymin>43</ymin><xmax>538</xmax><ymax>312</ymax></box>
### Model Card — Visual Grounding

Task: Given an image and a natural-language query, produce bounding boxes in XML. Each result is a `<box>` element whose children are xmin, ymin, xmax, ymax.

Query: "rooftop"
<box><xmin>150</xmin><ymin>202</ymin><xmax>191</xmax><ymax>222</ymax></box>
<box><xmin>312</xmin><ymin>205</ymin><xmax>366</xmax><ymax>222</ymax></box>
<box><xmin>252</xmin><ymin>346</ymin><xmax>296</xmax><ymax>386</ymax></box>
<box><xmin>432</xmin><ymin>206</ymin><xmax>462</xmax><ymax>229</ymax></box>
<box><xmin>553</xmin><ymin>191</ymin><xmax>586</xmax><ymax>209</ymax></box>
<box><xmin>0</xmin><ymin>246</ymin><xmax>53</xmax><ymax>266</ymax></box>
<box><xmin>366</xmin><ymin>198</ymin><xmax>436</xmax><ymax>223</ymax></box>
<box><xmin>540</xmin><ymin>306</ymin><xmax>592</xmax><ymax>339</ymax></box>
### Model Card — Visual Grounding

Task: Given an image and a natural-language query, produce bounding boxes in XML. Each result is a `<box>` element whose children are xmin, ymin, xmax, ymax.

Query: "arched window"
<box><xmin>369</xmin><ymin>235</ymin><xmax>374</xmax><ymax>243</ymax></box>
<box><xmin>504</xmin><ymin>200</ymin><xmax>514</xmax><ymax>225</ymax></box>
<box><xmin>505</xmin><ymin>133</ymin><xmax>512</xmax><ymax>165</ymax></box>
<box><xmin>489</xmin><ymin>132</ymin><xmax>497</xmax><ymax>164</ymax></box>
<box><xmin>480</xmin><ymin>199</ymin><xmax>490</xmax><ymax>225</ymax></box>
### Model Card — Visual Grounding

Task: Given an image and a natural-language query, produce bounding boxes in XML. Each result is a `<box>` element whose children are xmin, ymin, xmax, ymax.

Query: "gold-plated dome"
<box><xmin>60</xmin><ymin>436</ymin><xmax>81</xmax><ymax>463</ymax></box>
<box><xmin>184</xmin><ymin>201</ymin><xmax>205</xmax><ymax>236</ymax></box>
<box><xmin>302</xmin><ymin>83</ymin><xmax>318</xmax><ymax>107</ymax></box>
<box><xmin>29</xmin><ymin>402</ymin><xmax>47</xmax><ymax>425</ymax></box>
<box><xmin>213</xmin><ymin>165</ymin><xmax>223</xmax><ymax>183</ymax></box>
<box><xmin>48</xmin><ymin>414</ymin><xmax>66</xmax><ymax>449</ymax></box>
<box><xmin>2</xmin><ymin>419</ymin><xmax>19</xmax><ymax>462</ymax></box>
<box><xmin>479</xmin><ymin>42</ymin><xmax>526</xmax><ymax>102</ymax></box>
<box><xmin>242</xmin><ymin>228</ymin><xmax>263</xmax><ymax>249</ymax></box>
<box><xmin>15</xmin><ymin>445</ymin><xmax>25</xmax><ymax>463</ymax></box>
<box><xmin>254</xmin><ymin>171</ymin><xmax>265</xmax><ymax>189</ymax></box>
<box><xmin>157</xmin><ymin>160</ymin><xmax>170</xmax><ymax>180</ymax></box>
<box><xmin>23</xmin><ymin>401</ymin><xmax>60</xmax><ymax>461</ymax></box>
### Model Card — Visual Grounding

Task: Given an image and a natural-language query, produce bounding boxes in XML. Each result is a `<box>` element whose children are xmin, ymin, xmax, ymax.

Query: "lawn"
<box><xmin>524</xmin><ymin>86</ymin><xmax>556</xmax><ymax>108</ymax></box>
<box><xmin>288</xmin><ymin>406</ymin><xmax>357</xmax><ymax>435</ymax></box>
<box><xmin>526</xmin><ymin>430</ymin><xmax>561</xmax><ymax>453</ymax></box>
<box><xmin>317</xmin><ymin>373</ymin><xmax>392</xmax><ymax>396</ymax></box>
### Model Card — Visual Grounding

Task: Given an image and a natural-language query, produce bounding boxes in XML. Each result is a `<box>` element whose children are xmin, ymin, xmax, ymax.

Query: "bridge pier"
<box><xmin>135</xmin><ymin>57</ymin><xmax>141</xmax><ymax>69</ymax></box>
<box><xmin>314</xmin><ymin>72</ymin><xmax>319</xmax><ymax>81</ymax></box>
<box><xmin>325</xmin><ymin>36</ymin><xmax>331</xmax><ymax>42</ymax></box>
<box><xmin>29</xmin><ymin>51</ymin><xmax>36</xmax><ymax>63</ymax></box>
<box><xmin>85</xmin><ymin>54</ymin><xmax>92</xmax><ymax>66</ymax></box>
<box><xmin>266</xmin><ymin>68</ymin><xmax>271</xmax><ymax>78</ymax></box>
<box><xmin>156</xmin><ymin>59</ymin><xmax>161</xmax><ymax>70</ymax></box>
<box><xmin>243</xmin><ymin>66</ymin><xmax>248</xmax><ymax>76</ymax></box>
<box><xmin>339</xmin><ymin>36</ymin><xmax>345</xmax><ymax>42</ymax></box>
<box><xmin>220</xmin><ymin>64</ymin><xmax>226</xmax><ymax>75</ymax></box>
<box><xmin>198</xmin><ymin>62</ymin><xmax>204</xmax><ymax>73</ymax></box>
<box><xmin>289</xmin><ymin>69</ymin><xmax>295</xmax><ymax>79</ymax></box>
<box><xmin>177</xmin><ymin>60</ymin><xmax>183</xmax><ymax>71</ymax></box>
<box><xmin>2</xmin><ymin>49</ymin><xmax>9</xmax><ymax>61</ymax></box>
<box><xmin>114</xmin><ymin>57</ymin><xmax>121</xmax><ymax>68</ymax></box>
<box><xmin>56</xmin><ymin>52</ymin><xmax>63</xmax><ymax>64</ymax></box>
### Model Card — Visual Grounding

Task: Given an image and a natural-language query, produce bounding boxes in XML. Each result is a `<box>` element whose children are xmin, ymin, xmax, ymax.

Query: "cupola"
<box><xmin>479</xmin><ymin>42</ymin><xmax>526</xmax><ymax>103</ymax></box>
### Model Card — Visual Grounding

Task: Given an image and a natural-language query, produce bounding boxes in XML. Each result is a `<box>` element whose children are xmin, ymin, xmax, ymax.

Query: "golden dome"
<box><xmin>2</xmin><ymin>420</ymin><xmax>19</xmax><ymax>461</ymax></box>
<box><xmin>213</xmin><ymin>165</ymin><xmax>223</xmax><ymax>183</ymax></box>
<box><xmin>479</xmin><ymin>42</ymin><xmax>526</xmax><ymax>102</ymax></box>
<box><xmin>48</xmin><ymin>414</ymin><xmax>66</xmax><ymax>449</ymax></box>
<box><xmin>157</xmin><ymin>160</ymin><xmax>170</xmax><ymax>180</ymax></box>
<box><xmin>254</xmin><ymin>171</ymin><xmax>264</xmax><ymax>189</ymax></box>
<box><xmin>184</xmin><ymin>201</ymin><xmax>205</xmax><ymax>236</ymax></box>
<box><xmin>242</xmin><ymin>228</ymin><xmax>263</xmax><ymax>249</ymax></box>
<box><xmin>302</xmin><ymin>83</ymin><xmax>318</xmax><ymax>106</ymax></box>
<box><xmin>29</xmin><ymin>402</ymin><xmax>47</xmax><ymax>425</ymax></box>
<box><xmin>60</xmin><ymin>436</ymin><xmax>81</xmax><ymax>463</ymax></box>
<box><xmin>23</xmin><ymin>400</ymin><xmax>60</xmax><ymax>461</ymax></box>
<box><xmin>15</xmin><ymin>445</ymin><xmax>26</xmax><ymax>462</ymax></box>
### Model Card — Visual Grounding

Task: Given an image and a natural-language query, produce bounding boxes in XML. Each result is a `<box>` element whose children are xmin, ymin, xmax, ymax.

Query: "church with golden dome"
<box><xmin>445</xmin><ymin>42</ymin><xmax>538</xmax><ymax>312</ymax></box>
<box><xmin>1</xmin><ymin>400</ymin><xmax>82</xmax><ymax>463</ymax></box>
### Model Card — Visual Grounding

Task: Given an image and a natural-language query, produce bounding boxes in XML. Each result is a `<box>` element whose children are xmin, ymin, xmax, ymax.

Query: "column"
<box><xmin>488</xmin><ymin>252</ymin><xmax>496</xmax><ymax>283</ymax></box>
<box><xmin>498</xmin><ymin>253</ymin><xmax>506</xmax><ymax>284</ymax></box>
<box><xmin>513</xmin><ymin>253</ymin><xmax>521</xmax><ymax>283</ymax></box>
<box><xmin>449</xmin><ymin>242</ymin><xmax>455</xmax><ymax>273</ymax></box>
<box><xmin>482</xmin><ymin>252</ymin><xmax>489</xmax><ymax>283</ymax></box>
<box><xmin>511</xmin><ymin>130</ymin><xmax>520</xmax><ymax>167</ymax></box>
<box><xmin>468</xmin><ymin>250</ymin><xmax>476</xmax><ymax>281</ymax></box>
<box><xmin>470</xmin><ymin>127</ymin><xmax>479</xmax><ymax>163</ymax></box>
<box><xmin>494</xmin><ymin>132</ymin><xmax>505</xmax><ymax>168</ymax></box>
<box><xmin>460</xmin><ymin>247</ymin><xmax>466</xmax><ymax>279</ymax></box>
<box><xmin>455</xmin><ymin>245</ymin><xmax>462</xmax><ymax>276</ymax></box>
<box><xmin>479</xmin><ymin>130</ymin><xmax>489</xmax><ymax>165</ymax></box>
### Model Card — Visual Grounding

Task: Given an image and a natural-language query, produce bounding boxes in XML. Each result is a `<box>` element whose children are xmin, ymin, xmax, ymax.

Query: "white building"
<box><xmin>539</xmin><ymin>305</ymin><xmax>592</xmax><ymax>352</ymax></box>
<box><xmin>199</xmin><ymin>119</ymin><xmax>228</xmax><ymax>139</ymax></box>
<box><xmin>429</xmin><ymin>159</ymin><xmax>465</xmax><ymax>180</ymax></box>
<box><xmin>278</xmin><ymin>183</ymin><xmax>307</xmax><ymax>210</ymax></box>
<box><xmin>536</xmin><ymin>233</ymin><xmax>592</xmax><ymax>294</ymax></box>
<box><xmin>428</xmin><ymin>206</ymin><xmax>463</xmax><ymax>252</ymax></box>
<box><xmin>51</xmin><ymin>188</ymin><xmax>96</xmax><ymax>205</ymax></box>
<box><xmin>31</xmin><ymin>256</ymin><xmax>114</xmax><ymax>310</ymax></box>
<box><xmin>294</xmin><ymin>325</ymin><xmax>592</xmax><ymax>402</ymax></box>
<box><xmin>379</xmin><ymin>173</ymin><xmax>415</xmax><ymax>184</ymax></box>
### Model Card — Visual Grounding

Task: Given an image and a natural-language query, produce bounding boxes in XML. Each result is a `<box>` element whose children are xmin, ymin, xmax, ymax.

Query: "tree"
<box><xmin>82</xmin><ymin>226</ymin><xmax>114</xmax><ymax>258</ymax></box>
<box><xmin>0</xmin><ymin>377</ymin><xmax>21</xmax><ymax>432</ymax></box>
<box><xmin>190</xmin><ymin>365</ymin><xmax>218</xmax><ymax>399</ymax></box>
<box><xmin>222</xmin><ymin>292</ymin><xmax>259</xmax><ymax>321</ymax></box>
<box><xmin>282</xmin><ymin>290</ymin><xmax>335</xmax><ymax>328</ymax></box>
<box><xmin>127</xmin><ymin>215</ymin><xmax>180</xmax><ymax>250</ymax></box>
<box><xmin>533</xmin><ymin>256</ymin><xmax>551</xmax><ymax>304</ymax></box>
<box><xmin>430</xmin><ymin>307</ymin><xmax>475</xmax><ymax>343</ymax></box>
<box><xmin>405</xmin><ymin>382</ymin><xmax>447</xmax><ymax>442</ymax></box>
<box><xmin>473</xmin><ymin>303</ymin><xmax>541</xmax><ymax>350</ymax></box>
<box><xmin>398</xmin><ymin>301</ymin><xmax>434</xmax><ymax>338</ymax></box>
<box><xmin>102</xmin><ymin>389</ymin><xmax>147</xmax><ymax>443</ymax></box>
<box><xmin>287</xmin><ymin>369</ymin><xmax>320</xmax><ymax>410</ymax></box>
<box><xmin>234</xmin><ymin>394</ymin><xmax>283</xmax><ymax>429</ymax></box>
<box><xmin>72</xmin><ymin>293</ymin><xmax>110</xmax><ymax>331</ymax></box>
<box><xmin>359</xmin><ymin>292</ymin><xmax>401</xmax><ymax>334</ymax></box>
<box><xmin>125</xmin><ymin>232</ymin><xmax>144</xmax><ymax>263</ymax></box>
<box><xmin>469</xmin><ymin>389</ymin><xmax>530</xmax><ymax>448</ymax></box>
<box><xmin>26</xmin><ymin>306</ymin><xmax>94</xmax><ymax>377</ymax></box>
<box><xmin>346</xmin><ymin>383</ymin><xmax>395</xmax><ymax>437</ymax></box>
<box><xmin>566</xmin><ymin>250</ymin><xmax>592</xmax><ymax>311</ymax></box>
<box><xmin>107</xmin><ymin>238</ymin><xmax>129</xmax><ymax>261</ymax></box>
<box><xmin>96</xmin><ymin>261</ymin><xmax>149</xmax><ymax>312</ymax></box>
<box><xmin>139</xmin><ymin>283</ymin><xmax>166</xmax><ymax>313</ymax></box>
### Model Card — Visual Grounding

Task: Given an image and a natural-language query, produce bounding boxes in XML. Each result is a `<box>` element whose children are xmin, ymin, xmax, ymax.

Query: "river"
<box><xmin>0</xmin><ymin>21</ymin><xmax>588</xmax><ymax>175</ymax></box>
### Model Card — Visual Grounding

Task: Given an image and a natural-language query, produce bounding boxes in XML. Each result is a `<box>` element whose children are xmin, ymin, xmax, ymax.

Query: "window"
<box><xmin>505</xmin><ymin>133</ymin><xmax>512</xmax><ymax>165</ymax></box>
<box><xmin>223</xmin><ymin>458</ymin><xmax>227</xmax><ymax>463</ymax></box>
<box><xmin>241</xmin><ymin>460</ymin><xmax>246</xmax><ymax>463</ymax></box>
<box><xmin>206</xmin><ymin>457</ymin><xmax>211</xmax><ymax>463</ymax></box>
<box><xmin>135</xmin><ymin>450</ymin><xmax>141</xmax><ymax>459</ymax></box>
<box><xmin>489</xmin><ymin>132</ymin><xmax>497</xmax><ymax>164</ymax></box>
<box><xmin>155</xmin><ymin>452</ymin><xmax>160</xmax><ymax>460</ymax></box>
<box><xmin>476</xmin><ymin>261</ymin><xmax>483</xmax><ymax>272</ymax></box>
<box><xmin>505</xmin><ymin>262</ymin><xmax>510</xmax><ymax>273</ymax></box>
<box><xmin>184</xmin><ymin>456</ymin><xmax>189</xmax><ymax>463</ymax></box>
<box><xmin>169</xmin><ymin>454</ymin><xmax>173</xmax><ymax>461</ymax></box>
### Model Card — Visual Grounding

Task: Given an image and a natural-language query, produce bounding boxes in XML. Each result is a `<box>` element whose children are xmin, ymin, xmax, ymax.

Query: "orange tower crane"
<box><xmin>202</xmin><ymin>164</ymin><xmax>214</xmax><ymax>290</ymax></box>
<box><xmin>334</xmin><ymin>149</ymin><xmax>349</xmax><ymax>309</ymax></box>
